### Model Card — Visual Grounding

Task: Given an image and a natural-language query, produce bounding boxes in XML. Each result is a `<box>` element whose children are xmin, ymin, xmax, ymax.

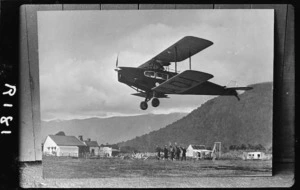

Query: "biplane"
<box><xmin>115</xmin><ymin>36</ymin><xmax>253</xmax><ymax>110</ymax></box>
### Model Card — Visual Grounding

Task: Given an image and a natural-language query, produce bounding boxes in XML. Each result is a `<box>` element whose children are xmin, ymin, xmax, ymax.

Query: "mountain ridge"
<box><xmin>118</xmin><ymin>82</ymin><xmax>273</xmax><ymax>152</ymax></box>
<box><xmin>41</xmin><ymin>112</ymin><xmax>187</xmax><ymax>145</ymax></box>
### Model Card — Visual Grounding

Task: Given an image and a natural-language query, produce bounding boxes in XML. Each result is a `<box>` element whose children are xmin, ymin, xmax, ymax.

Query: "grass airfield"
<box><xmin>43</xmin><ymin>156</ymin><xmax>272</xmax><ymax>178</ymax></box>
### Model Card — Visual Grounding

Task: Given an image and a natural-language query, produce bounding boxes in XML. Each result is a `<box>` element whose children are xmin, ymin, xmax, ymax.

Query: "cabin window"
<box><xmin>144</xmin><ymin>71</ymin><xmax>155</xmax><ymax>78</ymax></box>
<box><xmin>155</xmin><ymin>72</ymin><xmax>169</xmax><ymax>80</ymax></box>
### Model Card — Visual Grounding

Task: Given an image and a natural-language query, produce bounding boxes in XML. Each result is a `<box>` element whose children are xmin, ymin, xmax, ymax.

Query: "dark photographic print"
<box><xmin>38</xmin><ymin>10</ymin><xmax>273</xmax><ymax>178</ymax></box>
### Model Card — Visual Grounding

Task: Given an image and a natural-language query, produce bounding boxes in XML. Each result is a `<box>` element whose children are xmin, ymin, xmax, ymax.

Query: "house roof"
<box><xmin>49</xmin><ymin>135</ymin><xmax>86</xmax><ymax>146</ymax></box>
<box><xmin>191</xmin><ymin>145</ymin><xmax>206</xmax><ymax>150</ymax></box>
<box><xmin>84</xmin><ymin>140</ymin><xmax>99</xmax><ymax>147</ymax></box>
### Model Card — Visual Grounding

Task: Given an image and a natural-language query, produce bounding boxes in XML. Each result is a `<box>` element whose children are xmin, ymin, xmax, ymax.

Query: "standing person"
<box><xmin>181</xmin><ymin>146</ymin><xmax>186</xmax><ymax>161</ymax></box>
<box><xmin>197</xmin><ymin>152</ymin><xmax>201</xmax><ymax>160</ymax></box>
<box><xmin>175</xmin><ymin>143</ymin><xmax>180</xmax><ymax>160</ymax></box>
<box><xmin>179</xmin><ymin>146</ymin><xmax>183</xmax><ymax>161</ymax></box>
<box><xmin>177</xmin><ymin>146</ymin><xmax>181</xmax><ymax>160</ymax></box>
<box><xmin>174</xmin><ymin>142</ymin><xmax>178</xmax><ymax>160</ymax></box>
<box><xmin>163</xmin><ymin>145</ymin><xmax>169</xmax><ymax>160</ymax></box>
<box><xmin>155</xmin><ymin>145</ymin><xmax>161</xmax><ymax>160</ymax></box>
<box><xmin>169</xmin><ymin>145</ymin><xmax>174</xmax><ymax>161</ymax></box>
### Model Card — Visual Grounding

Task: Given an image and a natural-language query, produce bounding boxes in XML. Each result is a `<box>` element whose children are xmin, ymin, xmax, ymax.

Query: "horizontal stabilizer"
<box><xmin>152</xmin><ymin>70</ymin><xmax>213</xmax><ymax>94</ymax></box>
<box><xmin>225</xmin><ymin>87</ymin><xmax>253</xmax><ymax>91</ymax></box>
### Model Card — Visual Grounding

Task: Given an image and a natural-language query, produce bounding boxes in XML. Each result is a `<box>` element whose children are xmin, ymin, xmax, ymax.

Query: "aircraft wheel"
<box><xmin>140</xmin><ymin>101</ymin><xmax>148</xmax><ymax>110</ymax></box>
<box><xmin>151</xmin><ymin>98</ymin><xmax>160</xmax><ymax>107</ymax></box>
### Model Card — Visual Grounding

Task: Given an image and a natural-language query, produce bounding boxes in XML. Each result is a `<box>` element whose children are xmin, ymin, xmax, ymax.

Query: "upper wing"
<box><xmin>139</xmin><ymin>36</ymin><xmax>213</xmax><ymax>69</ymax></box>
<box><xmin>152</xmin><ymin>70</ymin><xmax>213</xmax><ymax>94</ymax></box>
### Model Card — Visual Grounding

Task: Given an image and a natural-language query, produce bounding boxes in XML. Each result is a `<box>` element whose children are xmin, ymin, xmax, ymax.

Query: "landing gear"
<box><xmin>151</xmin><ymin>98</ymin><xmax>160</xmax><ymax>107</ymax></box>
<box><xmin>140</xmin><ymin>101</ymin><xmax>148</xmax><ymax>110</ymax></box>
<box><xmin>139</xmin><ymin>92</ymin><xmax>161</xmax><ymax>110</ymax></box>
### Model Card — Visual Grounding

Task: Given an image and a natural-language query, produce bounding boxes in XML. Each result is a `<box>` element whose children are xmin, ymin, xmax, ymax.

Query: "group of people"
<box><xmin>156</xmin><ymin>143</ymin><xmax>186</xmax><ymax>161</ymax></box>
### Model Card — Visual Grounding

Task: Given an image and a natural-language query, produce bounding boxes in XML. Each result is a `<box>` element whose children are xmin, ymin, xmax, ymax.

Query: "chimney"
<box><xmin>78</xmin><ymin>135</ymin><xmax>83</xmax><ymax>141</ymax></box>
<box><xmin>87</xmin><ymin>138</ymin><xmax>91</xmax><ymax>142</ymax></box>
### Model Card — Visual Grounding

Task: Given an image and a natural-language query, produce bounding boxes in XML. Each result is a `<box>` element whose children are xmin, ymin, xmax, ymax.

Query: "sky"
<box><xmin>38</xmin><ymin>10</ymin><xmax>274</xmax><ymax>121</ymax></box>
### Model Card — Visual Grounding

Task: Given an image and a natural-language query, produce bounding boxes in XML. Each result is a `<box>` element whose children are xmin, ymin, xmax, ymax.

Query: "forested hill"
<box><xmin>118</xmin><ymin>82</ymin><xmax>273</xmax><ymax>152</ymax></box>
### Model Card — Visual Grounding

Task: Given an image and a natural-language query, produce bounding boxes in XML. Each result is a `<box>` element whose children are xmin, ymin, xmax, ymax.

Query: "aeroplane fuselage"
<box><xmin>117</xmin><ymin>66</ymin><xmax>239</xmax><ymax>97</ymax></box>
<box><xmin>117</xmin><ymin>66</ymin><xmax>177</xmax><ymax>92</ymax></box>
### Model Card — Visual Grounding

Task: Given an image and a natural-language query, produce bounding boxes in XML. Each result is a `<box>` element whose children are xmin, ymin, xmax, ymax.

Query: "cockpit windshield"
<box><xmin>144</xmin><ymin>71</ymin><xmax>155</xmax><ymax>78</ymax></box>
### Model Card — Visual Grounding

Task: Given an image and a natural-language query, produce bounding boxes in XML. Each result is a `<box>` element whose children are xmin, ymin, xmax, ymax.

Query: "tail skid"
<box><xmin>225</xmin><ymin>86</ymin><xmax>253</xmax><ymax>101</ymax></box>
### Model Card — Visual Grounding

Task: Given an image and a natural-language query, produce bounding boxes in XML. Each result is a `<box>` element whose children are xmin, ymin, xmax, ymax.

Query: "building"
<box><xmin>83</xmin><ymin>138</ymin><xmax>100</xmax><ymax>156</ymax></box>
<box><xmin>186</xmin><ymin>144</ymin><xmax>211</xmax><ymax>157</ymax></box>
<box><xmin>99</xmin><ymin>144</ymin><xmax>120</xmax><ymax>157</ymax></box>
<box><xmin>245</xmin><ymin>151</ymin><xmax>266</xmax><ymax>160</ymax></box>
<box><xmin>43</xmin><ymin>135</ymin><xmax>86</xmax><ymax>157</ymax></box>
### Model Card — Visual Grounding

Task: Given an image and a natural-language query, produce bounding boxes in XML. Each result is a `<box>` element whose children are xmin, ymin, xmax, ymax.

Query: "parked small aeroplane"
<box><xmin>115</xmin><ymin>36</ymin><xmax>253</xmax><ymax>110</ymax></box>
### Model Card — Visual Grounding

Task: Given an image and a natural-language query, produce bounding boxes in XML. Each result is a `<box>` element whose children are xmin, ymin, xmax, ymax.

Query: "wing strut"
<box><xmin>189</xmin><ymin>50</ymin><xmax>191</xmax><ymax>70</ymax></box>
<box><xmin>174</xmin><ymin>46</ymin><xmax>178</xmax><ymax>73</ymax></box>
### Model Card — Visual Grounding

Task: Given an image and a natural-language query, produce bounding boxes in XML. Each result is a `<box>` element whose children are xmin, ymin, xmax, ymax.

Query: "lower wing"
<box><xmin>131</xmin><ymin>92</ymin><xmax>168</xmax><ymax>98</ymax></box>
<box><xmin>152</xmin><ymin>70</ymin><xmax>214</xmax><ymax>94</ymax></box>
<box><xmin>153</xmin><ymin>74</ymin><xmax>253</xmax><ymax>97</ymax></box>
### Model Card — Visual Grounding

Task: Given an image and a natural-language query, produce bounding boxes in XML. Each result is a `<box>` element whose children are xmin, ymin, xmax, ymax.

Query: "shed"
<box><xmin>186</xmin><ymin>144</ymin><xmax>211</xmax><ymax>157</ymax></box>
<box><xmin>84</xmin><ymin>139</ymin><xmax>100</xmax><ymax>156</ymax></box>
<box><xmin>245</xmin><ymin>151</ymin><xmax>265</xmax><ymax>160</ymax></box>
<box><xmin>43</xmin><ymin>135</ymin><xmax>86</xmax><ymax>157</ymax></box>
<box><xmin>99</xmin><ymin>144</ymin><xmax>120</xmax><ymax>157</ymax></box>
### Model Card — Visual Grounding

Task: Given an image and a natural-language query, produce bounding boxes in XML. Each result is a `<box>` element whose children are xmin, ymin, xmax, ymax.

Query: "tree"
<box><xmin>268</xmin><ymin>146</ymin><xmax>272</xmax><ymax>153</ymax></box>
<box><xmin>254</xmin><ymin>144</ymin><xmax>265</xmax><ymax>151</ymax></box>
<box><xmin>120</xmin><ymin>146</ymin><xmax>139</xmax><ymax>153</ymax></box>
<box><xmin>55</xmin><ymin>131</ymin><xmax>66</xmax><ymax>136</ymax></box>
<box><xmin>229</xmin><ymin>145</ymin><xmax>237</xmax><ymax>150</ymax></box>
<box><xmin>240</xmin><ymin>144</ymin><xmax>247</xmax><ymax>150</ymax></box>
<box><xmin>247</xmin><ymin>144</ymin><xmax>254</xmax><ymax>150</ymax></box>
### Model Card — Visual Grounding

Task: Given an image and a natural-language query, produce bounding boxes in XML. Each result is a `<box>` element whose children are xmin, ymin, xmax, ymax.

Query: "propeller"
<box><xmin>116</xmin><ymin>54</ymin><xmax>119</xmax><ymax>67</ymax></box>
<box><xmin>114</xmin><ymin>53</ymin><xmax>121</xmax><ymax>71</ymax></box>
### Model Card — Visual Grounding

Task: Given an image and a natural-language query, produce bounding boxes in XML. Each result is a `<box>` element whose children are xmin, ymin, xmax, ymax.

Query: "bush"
<box><xmin>218</xmin><ymin>150</ymin><xmax>244</xmax><ymax>160</ymax></box>
<box><xmin>229</xmin><ymin>144</ymin><xmax>266</xmax><ymax>151</ymax></box>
